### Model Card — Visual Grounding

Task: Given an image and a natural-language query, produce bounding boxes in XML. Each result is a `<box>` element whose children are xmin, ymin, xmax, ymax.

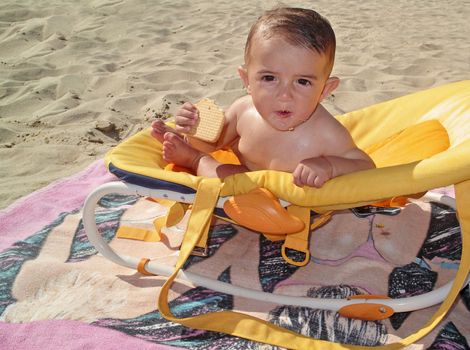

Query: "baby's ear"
<box><xmin>238</xmin><ymin>65</ymin><xmax>251</xmax><ymax>93</ymax></box>
<box><xmin>320</xmin><ymin>77</ymin><xmax>340</xmax><ymax>100</ymax></box>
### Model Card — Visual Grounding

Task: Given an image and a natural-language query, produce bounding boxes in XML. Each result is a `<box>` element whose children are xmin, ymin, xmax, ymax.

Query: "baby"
<box><xmin>152</xmin><ymin>7</ymin><xmax>374</xmax><ymax>188</ymax></box>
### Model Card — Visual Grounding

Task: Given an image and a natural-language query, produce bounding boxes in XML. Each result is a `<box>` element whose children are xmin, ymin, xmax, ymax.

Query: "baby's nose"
<box><xmin>278</xmin><ymin>83</ymin><xmax>293</xmax><ymax>100</ymax></box>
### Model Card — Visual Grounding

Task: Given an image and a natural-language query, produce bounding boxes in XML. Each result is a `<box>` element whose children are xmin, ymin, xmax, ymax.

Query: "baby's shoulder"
<box><xmin>315</xmin><ymin>105</ymin><xmax>345</xmax><ymax>130</ymax></box>
<box><xmin>231</xmin><ymin>95</ymin><xmax>253</xmax><ymax>110</ymax></box>
<box><xmin>310</xmin><ymin>106</ymin><xmax>351</xmax><ymax>141</ymax></box>
<box><xmin>225</xmin><ymin>95</ymin><xmax>253</xmax><ymax>119</ymax></box>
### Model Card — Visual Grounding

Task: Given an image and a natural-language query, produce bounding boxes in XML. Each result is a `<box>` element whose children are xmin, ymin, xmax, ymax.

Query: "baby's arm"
<box><xmin>293</xmin><ymin>148</ymin><xmax>373</xmax><ymax>188</ymax></box>
<box><xmin>324</xmin><ymin>147</ymin><xmax>374</xmax><ymax>177</ymax></box>
<box><xmin>293</xmin><ymin>121</ymin><xmax>375</xmax><ymax>188</ymax></box>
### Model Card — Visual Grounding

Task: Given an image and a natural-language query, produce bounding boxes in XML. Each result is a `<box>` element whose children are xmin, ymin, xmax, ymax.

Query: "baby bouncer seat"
<box><xmin>83</xmin><ymin>80</ymin><xmax>470</xmax><ymax>349</ymax></box>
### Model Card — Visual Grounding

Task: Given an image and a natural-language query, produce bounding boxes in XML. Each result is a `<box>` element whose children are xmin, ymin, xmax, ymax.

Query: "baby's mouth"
<box><xmin>276</xmin><ymin>110</ymin><xmax>292</xmax><ymax>118</ymax></box>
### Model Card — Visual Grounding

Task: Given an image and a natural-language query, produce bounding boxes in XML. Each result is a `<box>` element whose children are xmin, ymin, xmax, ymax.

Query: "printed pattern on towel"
<box><xmin>93</xmin><ymin>268</ymin><xmax>260</xmax><ymax>349</ymax></box>
<box><xmin>0</xmin><ymin>212</ymin><xmax>69</xmax><ymax>315</ymax></box>
<box><xmin>258</xmin><ymin>235</ymin><xmax>302</xmax><ymax>293</ymax></box>
<box><xmin>388</xmin><ymin>202</ymin><xmax>461</xmax><ymax>330</ymax></box>
<box><xmin>269</xmin><ymin>285</ymin><xmax>387</xmax><ymax>346</ymax></box>
<box><xmin>427</xmin><ymin>322</ymin><xmax>470</xmax><ymax>350</ymax></box>
<box><xmin>68</xmin><ymin>194</ymin><xmax>137</xmax><ymax>262</ymax></box>
<box><xmin>388</xmin><ymin>262</ymin><xmax>438</xmax><ymax>329</ymax></box>
<box><xmin>462</xmin><ymin>284</ymin><xmax>470</xmax><ymax>312</ymax></box>
<box><xmin>0</xmin><ymin>194</ymin><xmax>132</xmax><ymax>316</ymax></box>
<box><xmin>419</xmin><ymin>202</ymin><xmax>462</xmax><ymax>261</ymax></box>
<box><xmin>1</xmin><ymin>194</ymin><xmax>468</xmax><ymax>349</ymax></box>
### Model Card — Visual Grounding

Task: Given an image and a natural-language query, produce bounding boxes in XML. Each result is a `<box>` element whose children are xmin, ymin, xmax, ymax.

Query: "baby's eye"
<box><xmin>297</xmin><ymin>78</ymin><xmax>312</xmax><ymax>86</ymax></box>
<box><xmin>261</xmin><ymin>75</ymin><xmax>276</xmax><ymax>82</ymax></box>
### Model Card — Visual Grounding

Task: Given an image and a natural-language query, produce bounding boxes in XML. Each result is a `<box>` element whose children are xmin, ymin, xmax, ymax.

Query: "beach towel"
<box><xmin>0</xmin><ymin>161</ymin><xmax>468</xmax><ymax>350</ymax></box>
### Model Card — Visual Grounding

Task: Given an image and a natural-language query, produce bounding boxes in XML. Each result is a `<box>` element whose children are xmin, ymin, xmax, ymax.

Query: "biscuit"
<box><xmin>187</xmin><ymin>98</ymin><xmax>225</xmax><ymax>143</ymax></box>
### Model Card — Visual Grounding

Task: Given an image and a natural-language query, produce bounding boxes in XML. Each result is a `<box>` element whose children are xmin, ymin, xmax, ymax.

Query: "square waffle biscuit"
<box><xmin>187</xmin><ymin>98</ymin><xmax>225</xmax><ymax>143</ymax></box>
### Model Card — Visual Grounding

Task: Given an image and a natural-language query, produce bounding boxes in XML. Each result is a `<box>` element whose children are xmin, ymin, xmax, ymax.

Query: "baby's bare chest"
<box><xmin>236</xmin><ymin>130</ymin><xmax>320</xmax><ymax>172</ymax></box>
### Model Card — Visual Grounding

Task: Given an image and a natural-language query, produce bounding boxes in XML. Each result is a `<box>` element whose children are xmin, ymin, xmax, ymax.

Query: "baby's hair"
<box><xmin>245</xmin><ymin>7</ymin><xmax>336</xmax><ymax>75</ymax></box>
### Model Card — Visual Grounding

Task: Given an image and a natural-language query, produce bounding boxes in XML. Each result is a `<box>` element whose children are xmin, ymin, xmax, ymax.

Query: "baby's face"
<box><xmin>242</xmin><ymin>35</ymin><xmax>331</xmax><ymax>131</ymax></box>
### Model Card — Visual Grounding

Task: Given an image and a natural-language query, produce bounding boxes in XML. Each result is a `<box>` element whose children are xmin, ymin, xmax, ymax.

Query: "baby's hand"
<box><xmin>292</xmin><ymin>156</ymin><xmax>333</xmax><ymax>188</ymax></box>
<box><xmin>175</xmin><ymin>102</ymin><xmax>199</xmax><ymax>133</ymax></box>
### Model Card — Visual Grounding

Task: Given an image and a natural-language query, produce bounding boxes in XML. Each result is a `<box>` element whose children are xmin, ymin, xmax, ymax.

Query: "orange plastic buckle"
<box><xmin>137</xmin><ymin>258</ymin><xmax>155</xmax><ymax>276</ymax></box>
<box><xmin>338</xmin><ymin>295</ymin><xmax>394</xmax><ymax>320</ymax></box>
<box><xmin>338</xmin><ymin>303</ymin><xmax>394</xmax><ymax>320</ymax></box>
<box><xmin>281</xmin><ymin>243</ymin><xmax>310</xmax><ymax>267</ymax></box>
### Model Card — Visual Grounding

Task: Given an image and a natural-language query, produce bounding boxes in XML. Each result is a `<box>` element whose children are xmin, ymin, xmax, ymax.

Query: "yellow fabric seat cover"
<box><xmin>105</xmin><ymin>80</ymin><xmax>470</xmax><ymax>213</ymax></box>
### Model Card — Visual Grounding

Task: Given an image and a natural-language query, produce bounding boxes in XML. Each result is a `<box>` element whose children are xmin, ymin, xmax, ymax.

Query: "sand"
<box><xmin>0</xmin><ymin>0</ymin><xmax>469</xmax><ymax>209</ymax></box>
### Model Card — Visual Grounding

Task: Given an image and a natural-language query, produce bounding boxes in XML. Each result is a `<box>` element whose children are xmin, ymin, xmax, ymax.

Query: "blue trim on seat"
<box><xmin>109</xmin><ymin>163</ymin><xmax>197</xmax><ymax>194</ymax></box>
<box><xmin>214</xmin><ymin>207</ymin><xmax>230</xmax><ymax>219</ymax></box>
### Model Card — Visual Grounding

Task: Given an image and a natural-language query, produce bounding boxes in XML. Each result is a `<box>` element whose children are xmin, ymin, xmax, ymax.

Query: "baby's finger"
<box><xmin>313</xmin><ymin>174</ymin><xmax>326</xmax><ymax>188</ymax></box>
<box><xmin>180</xmin><ymin>103</ymin><xmax>199</xmax><ymax>120</ymax></box>
<box><xmin>305</xmin><ymin>172</ymin><xmax>318</xmax><ymax>187</ymax></box>
<box><xmin>292</xmin><ymin>167</ymin><xmax>302</xmax><ymax>187</ymax></box>
<box><xmin>175</xmin><ymin>115</ymin><xmax>197</xmax><ymax>133</ymax></box>
<box><xmin>177</xmin><ymin>108</ymin><xmax>198</xmax><ymax>120</ymax></box>
<box><xmin>293</xmin><ymin>165</ymin><xmax>308</xmax><ymax>187</ymax></box>
<box><xmin>174</xmin><ymin>115</ymin><xmax>193</xmax><ymax>126</ymax></box>
<box><xmin>300</xmin><ymin>167</ymin><xmax>313</xmax><ymax>187</ymax></box>
<box><xmin>178</xmin><ymin>108</ymin><xmax>199</xmax><ymax>122</ymax></box>
<box><xmin>175</xmin><ymin>125</ymin><xmax>191</xmax><ymax>133</ymax></box>
<box><xmin>181</xmin><ymin>101</ymin><xmax>197</xmax><ymax>112</ymax></box>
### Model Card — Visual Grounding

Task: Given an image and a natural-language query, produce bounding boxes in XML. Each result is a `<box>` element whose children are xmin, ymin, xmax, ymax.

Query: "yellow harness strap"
<box><xmin>173</xmin><ymin>178</ymin><xmax>222</xmax><ymax>267</ymax></box>
<box><xmin>117</xmin><ymin>199</ymin><xmax>189</xmax><ymax>242</ymax></box>
<box><xmin>116</xmin><ymin>226</ymin><xmax>161</xmax><ymax>242</ymax></box>
<box><xmin>192</xmin><ymin>220</ymin><xmax>211</xmax><ymax>256</ymax></box>
<box><xmin>157</xmin><ymin>199</ymin><xmax>209</xmax><ymax>254</ymax></box>
<box><xmin>281</xmin><ymin>206</ymin><xmax>311</xmax><ymax>267</ymax></box>
<box><xmin>165</xmin><ymin>201</ymin><xmax>189</xmax><ymax>227</ymax></box>
<box><xmin>157</xmin><ymin>179</ymin><xmax>470</xmax><ymax>349</ymax></box>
